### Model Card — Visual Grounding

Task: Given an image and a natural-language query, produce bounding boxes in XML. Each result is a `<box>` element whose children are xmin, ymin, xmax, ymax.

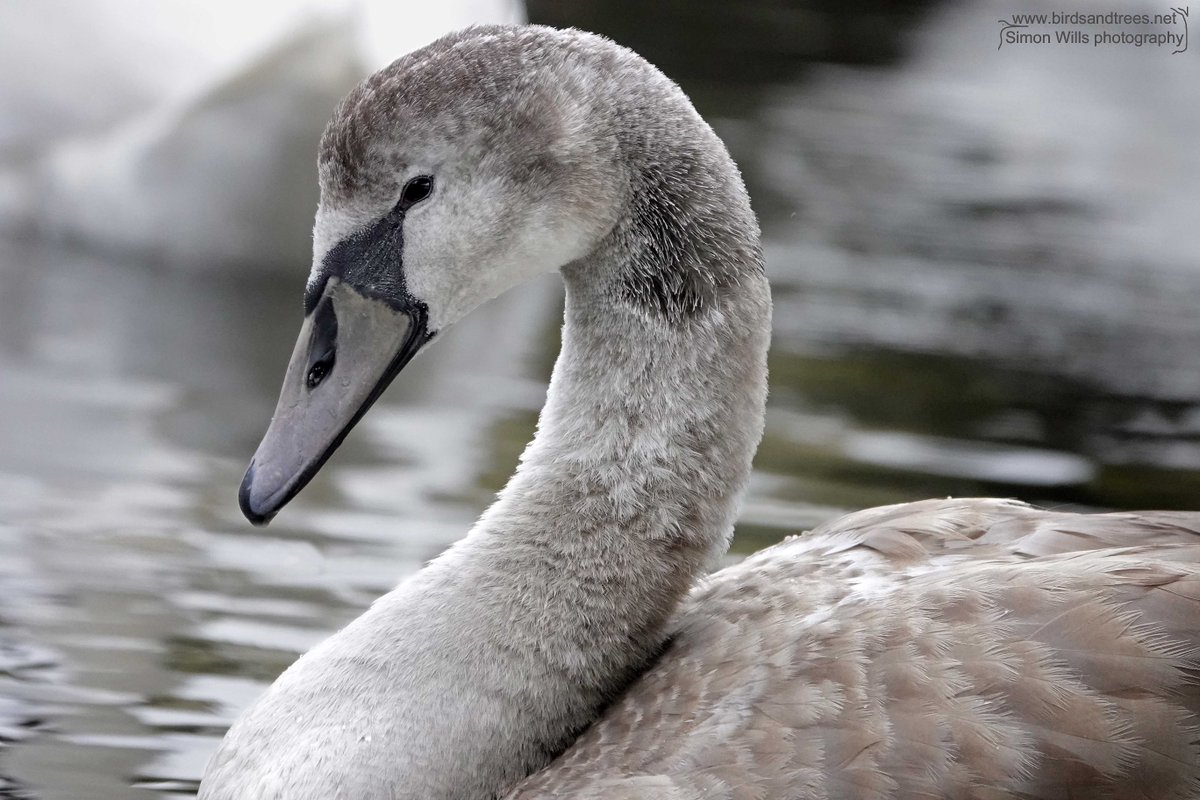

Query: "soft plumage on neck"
<box><xmin>200</xmin><ymin>25</ymin><xmax>770</xmax><ymax>800</ymax></box>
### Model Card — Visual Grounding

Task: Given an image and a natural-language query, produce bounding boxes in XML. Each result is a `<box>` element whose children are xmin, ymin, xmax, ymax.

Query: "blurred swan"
<box><xmin>0</xmin><ymin>0</ymin><xmax>523</xmax><ymax>271</ymax></box>
<box><xmin>200</xmin><ymin>25</ymin><xmax>1200</xmax><ymax>800</ymax></box>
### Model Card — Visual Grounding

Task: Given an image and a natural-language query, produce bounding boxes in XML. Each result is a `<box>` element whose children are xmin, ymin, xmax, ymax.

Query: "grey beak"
<box><xmin>239</xmin><ymin>278</ymin><xmax>430</xmax><ymax>525</ymax></box>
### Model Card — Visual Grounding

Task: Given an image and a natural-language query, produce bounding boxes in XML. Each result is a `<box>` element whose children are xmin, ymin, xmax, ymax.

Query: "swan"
<box><xmin>200</xmin><ymin>24</ymin><xmax>1200</xmax><ymax>800</ymax></box>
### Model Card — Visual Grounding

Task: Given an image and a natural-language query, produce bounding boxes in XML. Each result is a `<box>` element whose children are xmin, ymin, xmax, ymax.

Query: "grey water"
<box><xmin>2</xmin><ymin>2</ymin><xmax>1200</xmax><ymax>797</ymax></box>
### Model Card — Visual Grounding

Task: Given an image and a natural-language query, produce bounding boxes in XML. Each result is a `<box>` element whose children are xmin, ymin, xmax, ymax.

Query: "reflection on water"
<box><xmin>2</xmin><ymin>2</ymin><xmax>1200</xmax><ymax>797</ymax></box>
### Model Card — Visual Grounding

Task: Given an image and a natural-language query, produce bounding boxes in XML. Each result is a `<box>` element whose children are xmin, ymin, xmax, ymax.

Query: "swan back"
<box><xmin>509</xmin><ymin>498</ymin><xmax>1200</xmax><ymax>798</ymax></box>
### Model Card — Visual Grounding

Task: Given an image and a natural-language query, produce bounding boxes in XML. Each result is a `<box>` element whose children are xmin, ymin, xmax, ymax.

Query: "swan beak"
<box><xmin>239</xmin><ymin>278</ymin><xmax>430</xmax><ymax>525</ymax></box>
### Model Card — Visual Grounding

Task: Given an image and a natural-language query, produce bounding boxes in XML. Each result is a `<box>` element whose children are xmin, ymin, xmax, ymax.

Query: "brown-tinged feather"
<box><xmin>508</xmin><ymin>499</ymin><xmax>1200</xmax><ymax>800</ymax></box>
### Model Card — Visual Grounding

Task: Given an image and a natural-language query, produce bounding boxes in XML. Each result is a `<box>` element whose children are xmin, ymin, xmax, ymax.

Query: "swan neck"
<box><xmin>473</xmin><ymin>184</ymin><xmax>773</xmax><ymax>647</ymax></box>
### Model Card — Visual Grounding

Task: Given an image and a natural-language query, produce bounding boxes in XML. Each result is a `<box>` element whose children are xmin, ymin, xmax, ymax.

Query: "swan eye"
<box><xmin>400</xmin><ymin>176</ymin><xmax>434</xmax><ymax>209</ymax></box>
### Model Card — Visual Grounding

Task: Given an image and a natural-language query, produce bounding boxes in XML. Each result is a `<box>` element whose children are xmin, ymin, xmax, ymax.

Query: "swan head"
<box><xmin>239</xmin><ymin>26</ymin><xmax>632</xmax><ymax>524</ymax></box>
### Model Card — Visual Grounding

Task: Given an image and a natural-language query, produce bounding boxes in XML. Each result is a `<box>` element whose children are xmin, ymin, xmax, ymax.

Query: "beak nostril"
<box><xmin>306</xmin><ymin>358</ymin><xmax>332</xmax><ymax>389</ymax></box>
<box><xmin>306</xmin><ymin>293</ymin><xmax>339</xmax><ymax>391</ymax></box>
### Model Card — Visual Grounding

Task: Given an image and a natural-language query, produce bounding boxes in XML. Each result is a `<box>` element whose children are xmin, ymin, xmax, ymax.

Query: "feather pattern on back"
<box><xmin>508</xmin><ymin>498</ymin><xmax>1200</xmax><ymax>800</ymax></box>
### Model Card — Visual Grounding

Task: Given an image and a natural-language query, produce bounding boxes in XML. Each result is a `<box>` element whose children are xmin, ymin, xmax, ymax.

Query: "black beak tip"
<box><xmin>238</xmin><ymin>462</ymin><xmax>277</xmax><ymax>527</ymax></box>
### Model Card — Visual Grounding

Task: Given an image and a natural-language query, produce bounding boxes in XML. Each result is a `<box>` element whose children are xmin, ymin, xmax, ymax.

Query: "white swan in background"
<box><xmin>0</xmin><ymin>0</ymin><xmax>523</xmax><ymax>272</ymax></box>
<box><xmin>199</xmin><ymin>25</ymin><xmax>1200</xmax><ymax>800</ymax></box>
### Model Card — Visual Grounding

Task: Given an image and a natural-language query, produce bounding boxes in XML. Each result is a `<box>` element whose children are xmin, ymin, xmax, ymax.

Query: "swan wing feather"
<box><xmin>509</xmin><ymin>499</ymin><xmax>1200</xmax><ymax>799</ymax></box>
